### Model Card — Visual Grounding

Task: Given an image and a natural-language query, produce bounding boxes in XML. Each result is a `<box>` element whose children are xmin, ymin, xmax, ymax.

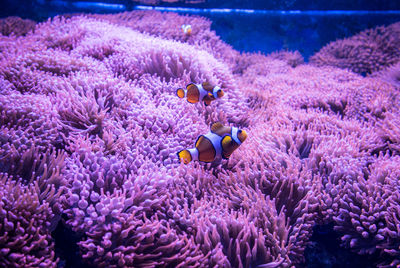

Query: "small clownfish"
<box><xmin>176</xmin><ymin>82</ymin><xmax>224</xmax><ymax>106</ymax></box>
<box><xmin>181</xmin><ymin>24</ymin><xmax>192</xmax><ymax>36</ymax></box>
<box><xmin>177</xmin><ymin>122</ymin><xmax>247</xmax><ymax>164</ymax></box>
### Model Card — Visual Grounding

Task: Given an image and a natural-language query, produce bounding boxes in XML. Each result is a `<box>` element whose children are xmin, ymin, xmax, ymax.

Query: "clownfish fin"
<box><xmin>208</xmin><ymin>92</ymin><xmax>213</xmax><ymax>97</ymax></box>
<box><xmin>177</xmin><ymin>149</ymin><xmax>192</xmax><ymax>164</ymax></box>
<box><xmin>202</xmin><ymin>82</ymin><xmax>214</xmax><ymax>91</ymax></box>
<box><xmin>221</xmin><ymin>135</ymin><xmax>232</xmax><ymax>147</ymax></box>
<box><xmin>210</xmin><ymin>157</ymin><xmax>222</xmax><ymax>167</ymax></box>
<box><xmin>221</xmin><ymin>135</ymin><xmax>233</xmax><ymax>159</ymax></box>
<box><xmin>222</xmin><ymin>151</ymin><xmax>230</xmax><ymax>160</ymax></box>
<box><xmin>210</xmin><ymin>122</ymin><xmax>224</xmax><ymax>133</ymax></box>
<box><xmin>176</xmin><ymin>88</ymin><xmax>185</xmax><ymax>98</ymax></box>
<box><xmin>204</xmin><ymin>99</ymin><xmax>211</xmax><ymax>106</ymax></box>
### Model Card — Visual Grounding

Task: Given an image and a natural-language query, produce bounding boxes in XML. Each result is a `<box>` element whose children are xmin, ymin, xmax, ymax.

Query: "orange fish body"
<box><xmin>177</xmin><ymin>122</ymin><xmax>247</xmax><ymax>164</ymax></box>
<box><xmin>181</xmin><ymin>24</ymin><xmax>192</xmax><ymax>36</ymax></box>
<box><xmin>176</xmin><ymin>82</ymin><xmax>224</xmax><ymax>106</ymax></box>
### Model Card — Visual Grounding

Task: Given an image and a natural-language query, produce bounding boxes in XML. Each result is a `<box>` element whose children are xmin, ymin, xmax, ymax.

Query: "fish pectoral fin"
<box><xmin>221</xmin><ymin>135</ymin><xmax>234</xmax><ymax>159</ymax></box>
<box><xmin>221</xmin><ymin>135</ymin><xmax>232</xmax><ymax>149</ymax></box>
<box><xmin>222</xmin><ymin>151</ymin><xmax>231</xmax><ymax>160</ymax></box>
<box><xmin>210</xmin><ymin>156</ymin><xmax>222</xmax><ymax>167</ymax></box>
<box><xmin>177</xmin><ymin>150</ymin><xmax>192</xmax><ymax>164</ymax></box>
<box><xmin>204</xmin><ymin>99</ymin><xmax>211</xmax><ymax>106</ymax></box>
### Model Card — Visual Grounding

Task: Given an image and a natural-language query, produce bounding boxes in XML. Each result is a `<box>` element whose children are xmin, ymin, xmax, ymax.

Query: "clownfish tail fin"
<box><xmin>177</xmin><ymin>149</ymin><xmax>192</xmax><ymax>164</ymax></box>
<box><xmin>176</xmin><ymin>88</ymin><xmax>186</xmax><ymax>99</ymax></box>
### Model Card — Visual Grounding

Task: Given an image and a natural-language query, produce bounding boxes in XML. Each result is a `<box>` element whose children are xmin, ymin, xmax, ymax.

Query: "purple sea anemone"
<box><xmin>0</xmin><ymin>10</ymin><xmax>400</xmax><ymax>267</ymax></box>
<box><xmin>310</xmin><ymin>22</ymin><xmax>400</xmax><ymax>75</ymax></box>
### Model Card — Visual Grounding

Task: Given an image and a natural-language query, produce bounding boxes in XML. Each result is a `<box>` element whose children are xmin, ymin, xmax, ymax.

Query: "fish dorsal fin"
<box><xmin>210</xmin><ymin>122</ymin><xmax>224</xmax><ymax>133</ymax></box>
<box><xmin>202</xmin><ymin>82</ymin><xmax>214</xmax><ymax>91</ymax></box>
<box><xmin>221</xmin><ymin>136</ymin><xmax>233</xmax><ymax>159</ymax></box>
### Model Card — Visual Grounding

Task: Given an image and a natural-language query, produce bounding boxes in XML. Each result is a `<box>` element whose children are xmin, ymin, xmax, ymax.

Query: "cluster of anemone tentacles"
<box><xmin>0</xmin><ymin>11</ymin><xmax>400</xmax><ymax>268</ymax></box>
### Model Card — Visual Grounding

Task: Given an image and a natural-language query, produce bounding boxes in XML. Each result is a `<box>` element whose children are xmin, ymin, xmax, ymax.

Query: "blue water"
<box><xmin>205</xmin><ymin>10</ymin><xmax>400</xmax><ymax>60</ymax></box>
<box><xmin>2</xmin><ymin>0</ymin><xmax>400</xmax><ymax>60</ymax></box>
<box><xmin>135</xmin><ymin>6</ymin><xmax>400</xmax><ymax>60</ymax></box>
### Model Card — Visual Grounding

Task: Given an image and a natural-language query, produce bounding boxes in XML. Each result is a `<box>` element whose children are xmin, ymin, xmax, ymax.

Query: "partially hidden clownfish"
<box><xmin>177</xmin><ymin>122</ymin><xmax>247</xmax><ymax>164</ymax></box>
<box><xmin>176</xmin><ymin>82</ymin><xmax>224</xmax><ymax>106</ymax></box>
<box><xmin>181</xmin><ymin>24</ymin><xmax>192</xmax><ymax>36</ymax></box>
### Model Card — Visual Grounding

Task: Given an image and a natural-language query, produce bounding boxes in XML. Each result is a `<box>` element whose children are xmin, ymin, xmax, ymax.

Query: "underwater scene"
<box><xmin>1</xmin><ymin>0</ymin><xmax>400</xmax><ymax>267</ymax></box>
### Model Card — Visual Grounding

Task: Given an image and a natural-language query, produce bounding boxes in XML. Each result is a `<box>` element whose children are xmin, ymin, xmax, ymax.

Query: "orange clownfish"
<box><xmin>176</xmin><ymin>82</ymin><xmax>224</xmax><ymax>106</ymax></box>
<box><xmin>181</xmin><ymin>24</ymin><xmax>192</xmax><ymax>35</ymax></box>
<box><xmin>177</xmin><ymin>122</ymin><xmax>247</xmax><ymax>164</ymax></box>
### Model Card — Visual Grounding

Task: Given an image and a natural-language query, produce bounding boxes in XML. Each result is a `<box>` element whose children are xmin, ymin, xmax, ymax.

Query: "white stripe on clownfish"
<box><xmin>196</xmin><ymin>83</ymin><xmax>209</xmax><ymax>102</ymax></box>
<box><xmin>231</xmin><ymin>127</ymin><xmax>242</xmax><ymax>145</ymax></box>
<box><xmin>212</xmin><ymin>86</ymin><xmax>222</xmax><ymax>99</ymax></box>
<box><xmin>180</xmin><ymin>88</ymin><xmax>188</xmax><ymax>98</ymax></box>
<box><xmin>203</xmin><ymin>131</ymin><xmax>223</xmax><ymax>158</ymax></box>
<box><xmin>187</xmin><ymin>148</ymin><xmax>198</xmax><ymax>161</ymax></box>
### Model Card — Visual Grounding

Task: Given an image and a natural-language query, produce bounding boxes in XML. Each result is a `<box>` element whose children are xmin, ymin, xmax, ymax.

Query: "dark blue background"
<box><xmin>2</xmin><ymin>0</ymin><xmax>400</xmax><ymax>60</ymax></box>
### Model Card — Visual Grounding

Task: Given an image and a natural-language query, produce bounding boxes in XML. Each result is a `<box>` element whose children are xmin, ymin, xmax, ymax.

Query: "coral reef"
<box><xmin>0</xmin><ymin>16</ymin><xmax>36</xmax><ymax>36</ymax></box>
<box><xmin>370</xmin><ymin>62</ymin><xmax>400</xmax><ymax>89</ymax></box>
<box><xmin>0</xmin><ymin>11</ymin><xmax>399</xmax><ymax>268</ymax></box>
<box><xmin>0</xmin><ymin>174</ymin><xmax>60</xmax><ymax>268</ymax></box>
<box><xmin>87</xmin><ymin>11</ymin><xmax>239</xmax><ymax>67</ymax></box>
<box><xmin>267</xmin><ymin>50</ymin><xmax>304</xmax><ymax>68</ymax></box>
<box><xmin>310</xmin><ymin>22</ymin><xmax>400</xmax><ymax>75</ymax></box>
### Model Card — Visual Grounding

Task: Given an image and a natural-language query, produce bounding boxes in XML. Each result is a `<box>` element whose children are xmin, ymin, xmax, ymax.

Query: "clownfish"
<box><xmin>177</xmin><ymin>122</ymin><xmax>247</xmax><ymax>164</ymax></box>
<box><xmin>176</xmin><ymin>82</ymin><xmax>224</xmax><ymax>106</ymax></box>
<box><xmin>181</xmin><ymin>24</ymin><xmax>192</xmax><ymax>35</ymax></box>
